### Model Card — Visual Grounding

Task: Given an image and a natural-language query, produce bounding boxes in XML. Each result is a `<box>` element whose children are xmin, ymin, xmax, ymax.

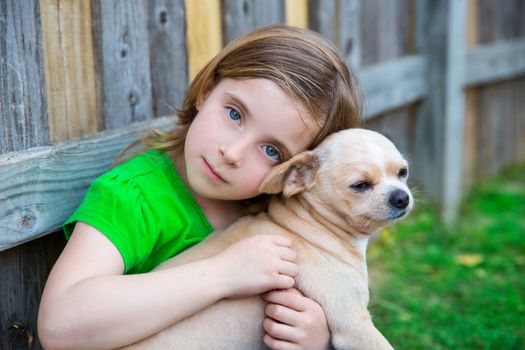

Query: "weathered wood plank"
<box><xmin>308</xmin><ymin>0</ymin><xmax>336</xmax><ymax>42</ymax></box>
<box><xmin>414</xmin><ymin>0</ymin><xmax>467</xmax><ymax>222</ymax></box>
<box><xmin>222</xmin><ymin>0</ymin><xmax>285</xmax><ymax>43</ymax></box>
<box><xmin>359</xmin><ymin>55</ymin><xmax>427</xmax><ymax>119</ymax></box>
<box><xmin>184</xmin><ymin>0</ymin><xmax>222</xmax><ymax>79</ymax></box>
<box><xmin>365</xmin><ymin>108</ymin><xmax>412</xmax><ymax>159</ymax></box>
<box><xmin>91</xmin><ymin>0</ymin><xmax>153</xmax><ymax>130</ymax></box>
<box><xmin>0</xmin><ymin>0</ymin><xmax>49</xmax><ymax>153</ymax></box>
<box><xmin>441</xmin><ymin>0</ymin><xmax>467</xmax><ymax>222</ymax></box>
<box><xmin>40</xmin><ymin>0</ymin><xmax>98</xmax><ymax>142</ymax></box>
<box><xmin>0</xmin><ymin>2</ymin><xmax>51</xmax><ymax>348</ymax></box>
<box><xmin>463</xmin><ymin>0</ymin><xmax>480</xmax><ymax>190</ymax></box>
<box><xmin>339</xmin><ymin>0</ymin><xmax>361</xmax><ymax>69</ymax></box>
<box><xmin>360</xmin><ymin>0</ymin><xmax>411</xmax><ymax>65</ymax></box>
<box><xmin>465</xmin><ymin>39</ymin><xmax>525</xmax><ymax>86</ymax></box>
<box><xmin>0</xmin><ymin>117</ymin><xmax>176</xmax><ymax>251</ymax></box>
<box><xmin>308</xmin><ymin>0</ymin><xmax>361</xmax><ymax>69</ymax></box>
<box><xmin>285</xmin><ymin>0</ymin><xmax>308</xmax><ymax>29</ymax></box>
<box><xmin>475</xmin><ymin>0</ymin><xmax>525</xmax><ymax>180</ymax></box>
<box><xmin>147</xmin><ymin>0</ymin><xmax>189</xmax><ymax>116</ymax></box>
<box><xmin>0</xmin><ymin>232</ymin><xmax>65</xmax><ymax>349</ymax></box>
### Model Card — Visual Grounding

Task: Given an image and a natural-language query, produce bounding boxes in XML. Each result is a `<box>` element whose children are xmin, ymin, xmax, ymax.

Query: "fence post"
<box><xmin>414</xmin><ymin>0</ymin><xmax>467</xmax><ymax>223</ymax></box>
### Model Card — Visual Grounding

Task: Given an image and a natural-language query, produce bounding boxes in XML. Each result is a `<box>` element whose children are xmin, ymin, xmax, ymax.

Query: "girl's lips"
<box><xmin>202</xmin><ymin>158</ymin><xmax>227</xmax><ymax>183</ymax></box>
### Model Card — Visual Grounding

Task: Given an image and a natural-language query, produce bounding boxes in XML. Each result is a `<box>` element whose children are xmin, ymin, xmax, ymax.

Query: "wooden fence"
<box><xmin>1</xmin><ymin>0</ymin><xmax>524</xmax><ymax>348</ymax></box>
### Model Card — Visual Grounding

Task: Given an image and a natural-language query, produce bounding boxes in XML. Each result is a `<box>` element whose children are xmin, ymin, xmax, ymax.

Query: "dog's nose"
<box><xmin>389</xmin><ymin>189</ymin><xmax>410</xmax><ymax>209</ymax></box>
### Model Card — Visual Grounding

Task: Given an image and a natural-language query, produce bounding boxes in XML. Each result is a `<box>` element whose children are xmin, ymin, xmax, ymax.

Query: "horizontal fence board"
<box><xmin>359</xmin><ymin>55</ymin><xmax>427</xmax><ymax>118</ymax></box>
<box><xmin>0</xmin><ymin>117</ymin><xmax>176</xmax><ymax>251</ymax></box>
<box><xmin>465</xmin><ymin>38</ymin><xmax>525</xmax><ymax>86</ymax></box>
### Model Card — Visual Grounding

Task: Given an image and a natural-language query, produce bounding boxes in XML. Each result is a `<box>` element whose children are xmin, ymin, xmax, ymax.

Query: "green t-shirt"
<box><xmin>64</xmin><ymin>150</ymin><xmax>213</xmax><ymax>274</ymax></box>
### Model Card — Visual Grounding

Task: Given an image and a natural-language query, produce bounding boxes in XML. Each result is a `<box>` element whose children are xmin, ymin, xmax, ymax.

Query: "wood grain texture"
<box><xmin>0</xmin><ymin>0</ymin><xmax>49</xmax><ymax>153</ymax></box>
<box><xmin>0</xmin><ymin>232</ymin><xmax>65</xmax><ymax>349</ymax></box>
<box><xmin>0</xmin><ymin>116</ymin><xmax>176</xmax><ymax>252</ymax></box>
<box><xmin>463</xmin><ymin>0</ymin><xmax>479</xmax><ymax>190</ymax></box>
<box><xmin>414</xmin><ymin>0</ymin><xmax>467</xmax><ymax>222</ymax></box>
<box><xmin>221</xmin><ymin>0</ymin><xmax>285</xmax><ymax>43</ymax></box>
<box><xmin>147</xmin><ymin>0</ymin><xmax>189</xmax><ymax>117</ymax></box>
<box><xmin>441</xmin><ymin>0</ymin><xmax>467</xmax><ymax>222</ymax></box>
<box><xmin>0</xmin><ymin>2</ymin><xmax>51</xmax><ymax>348</ymax></box>
<box><xmin>308</xmin><ymin>0</ymin><xmax>336</xmax><ymax>41</ymax></box>
<box><xmin>91</xmin><ymin>0</ymin><xmax>153</xmax><ymax>130</ymax></box>
<box><xmin>466</xmin><ymin>39</ymin><xmax>525</xmax><ymax>87</ymax></box>
<box><xmin>359</xmin><ymin>55</ymin><xmax>427</xmax><ymax>119</ymax></box>
<box><xmin>185</xmin><ymin>0</ymin><xmax>222</xmax><ymax>80</ymax></box>
<box><xmin>285</xmin><ymin>0</ymin><xmax>308</xmax><ymax>29</ymax></box>
<box><xmin>308</xmin><ymin>0</ymin><xmax>361</xmax><ymax>69</ymax></box>
<box><xmin>40</xmin><ymin>0</ymin><xmax>98</xmax><ymax>142</ymax></box>
<box><xmin>474</xmin><ymin>0</ymin><xmax>525</xmax><ymax>180</ymax></box>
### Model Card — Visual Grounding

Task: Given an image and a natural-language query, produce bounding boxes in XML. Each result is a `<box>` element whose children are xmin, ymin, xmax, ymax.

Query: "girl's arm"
<box><xmin>38</xmin><ymin>222</ymin><xmax>297</xmax><ymax>350</ymax></box>
<box><xmin>263</xmin><ymin>288</ymin><xmax>331</xmax><ymax>350</ymax></box>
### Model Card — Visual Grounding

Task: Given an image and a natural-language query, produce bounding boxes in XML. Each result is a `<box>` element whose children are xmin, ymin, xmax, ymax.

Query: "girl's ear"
<box><xmin>259</xmin><ymin>151</ymin><xmax>320</xmax><ymax>198</ymax></box>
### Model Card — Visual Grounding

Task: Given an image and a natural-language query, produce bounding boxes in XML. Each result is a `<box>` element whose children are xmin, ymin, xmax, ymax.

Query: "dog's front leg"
<box><xmin>330</xmin><ymin>315</ymin><xmax>393</xmax><ymax>350</ymax></box>
<box><xmin>324</xmin><ymin>285</ymin><xmax>393</xmax><ymax>350</ymax></box>
<box><xmin>297</xmin><ymin>262</ymin><xmax>393</xmax><ymax>350</ymax></box>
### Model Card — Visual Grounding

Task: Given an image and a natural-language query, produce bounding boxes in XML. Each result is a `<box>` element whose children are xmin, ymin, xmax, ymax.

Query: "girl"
<box><xmin>38</xmin><ymin>25</ymin><xmax>361</xmax><ymax>350</ymax></box>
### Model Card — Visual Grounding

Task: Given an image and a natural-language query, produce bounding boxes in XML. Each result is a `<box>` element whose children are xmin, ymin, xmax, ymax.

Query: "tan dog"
<box><xmin>122</xmin><ymin>128</ymin><xmax>413</xmax><ymax>350</ymax></box>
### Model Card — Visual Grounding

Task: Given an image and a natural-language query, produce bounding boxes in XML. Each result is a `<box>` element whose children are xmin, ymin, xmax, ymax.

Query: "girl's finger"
<box><xmin>278</xmin><ymin>261</ymin><xmax>299</xmax><ymax>278</ymax></box>
<box><xmin>278</xmin><ymin>247</ymin><xmax>297</xmax><ymax>262</ymax></box>
<box><xmin>263</xmin><ymin>317</ymin><xmax>302</xmax><ymax>343</ymax></box>
<box><xmin>265</xmin><ymin>302</ymin><xmax>301</xmax><ymax>326</ymax></box>
<box><xmin>262</xmin><ymin>289</ymin><xmax>308</xmax><ymax>312</ymax></box>
<box><xmin>263</xmin><ymin>333</ymin><xmax>301</xmax><ymax>350</ymax></box>
<box><xmin>272</xmin><ymin>235</ymin><xmax>293</xmax><ymax>247</ymax></box>
<box><xmin>274</xmin><ymin>275</ymin><xmax>295</xmax><ymax>290</ymax></box>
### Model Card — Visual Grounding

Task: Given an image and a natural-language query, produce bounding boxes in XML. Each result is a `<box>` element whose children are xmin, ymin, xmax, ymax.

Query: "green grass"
<box><xmin>367</xmin><ymin>163</ymin><xmax>525</xmax><ymax>350</ymax></box>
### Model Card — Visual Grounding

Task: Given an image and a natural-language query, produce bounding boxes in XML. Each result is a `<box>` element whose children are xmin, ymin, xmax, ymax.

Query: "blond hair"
<box><xmin>124</xmin><ymin>24</ymin><xmax>361</xmax><ymax>159</ymax></box>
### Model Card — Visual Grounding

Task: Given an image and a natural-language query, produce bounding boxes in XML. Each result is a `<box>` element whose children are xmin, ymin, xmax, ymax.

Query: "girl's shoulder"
<box><xmin>110</xmin><ymin>149</ymin><xmax>173</xmax><ymax>180</ymax></box>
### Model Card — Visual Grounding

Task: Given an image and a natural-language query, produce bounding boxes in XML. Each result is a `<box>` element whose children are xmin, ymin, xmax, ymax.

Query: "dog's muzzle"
<box><xmin>387</xmin><ymin>189</ymin><xmax>411</xmax><ymax>220</ymax></box>
<box><xmin>389</xmin><ymin>189</ymin><xmax>410</xmax><ymax>209</ymax></box>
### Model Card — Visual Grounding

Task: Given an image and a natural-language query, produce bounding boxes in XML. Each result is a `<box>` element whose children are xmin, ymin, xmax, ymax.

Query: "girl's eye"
<box><xmin>227</xmin><ymin>107</ymin><xmax>241</xmax><ymax>123</ymax></box>
<box><xmin>262</xmin><ymin>145</ymin><xmax>282</xmax><ymax>163</ymax></box>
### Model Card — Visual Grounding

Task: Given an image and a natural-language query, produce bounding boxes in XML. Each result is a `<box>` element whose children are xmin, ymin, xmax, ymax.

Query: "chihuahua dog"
<box><xmin>122</xmin><ymin>128</ymin><xmax>413</xmax><ymax>350</ymax></box>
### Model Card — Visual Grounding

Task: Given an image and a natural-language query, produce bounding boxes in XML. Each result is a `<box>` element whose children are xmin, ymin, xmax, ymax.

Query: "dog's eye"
<box><xmin>398</xmin><ymin>167</ymin><xmax>408</xmax><ymax>178</ymax></box>
<box><xmin>350</xmin><ymin>181</ymin><xmax>373</xmax><ymax>192</ymax></box>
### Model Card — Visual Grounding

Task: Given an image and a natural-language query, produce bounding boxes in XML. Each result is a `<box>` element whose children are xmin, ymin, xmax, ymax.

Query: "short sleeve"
<box><xmin>64</xmin><ymin>171</ymin><xmax>159</xmax><ymax>273</ymax></box>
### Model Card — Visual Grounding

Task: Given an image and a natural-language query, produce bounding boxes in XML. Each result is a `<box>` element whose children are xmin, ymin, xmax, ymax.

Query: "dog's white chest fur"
<box><xmin>353</xmin><ymin>238</ymin><xmax>369</xmax><ymax>283</ymax></box>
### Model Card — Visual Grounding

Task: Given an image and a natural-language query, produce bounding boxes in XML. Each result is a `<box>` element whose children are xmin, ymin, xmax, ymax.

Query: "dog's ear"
<box><xmin>259</xmin><ymin>151</ymin><xmax>320</xmax><ymax>198</ymax></box>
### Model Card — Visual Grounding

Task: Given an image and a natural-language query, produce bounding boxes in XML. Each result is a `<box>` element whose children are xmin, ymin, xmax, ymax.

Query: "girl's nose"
<box><xmin>219</xmin><ymin>142</ymin><xmax>243</xmax><ymax>167</ymax></box>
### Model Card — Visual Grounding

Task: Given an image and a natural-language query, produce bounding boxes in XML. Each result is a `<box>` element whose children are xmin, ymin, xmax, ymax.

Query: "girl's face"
<box><xmin>182</xmin><ymin>78</ymin><xmax>319</xmax><ymax>201</ymax></box>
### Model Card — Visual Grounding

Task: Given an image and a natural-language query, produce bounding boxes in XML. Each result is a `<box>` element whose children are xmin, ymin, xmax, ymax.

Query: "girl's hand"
<box><xmin>214</xmin><ymin>235</ymin><xmax>298</xmax><ymax>298</ymax></box>
<box><xmin>262</xmin><ymin>288</ymin><xmax>331</xmax><ymax>350</ymax></box>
